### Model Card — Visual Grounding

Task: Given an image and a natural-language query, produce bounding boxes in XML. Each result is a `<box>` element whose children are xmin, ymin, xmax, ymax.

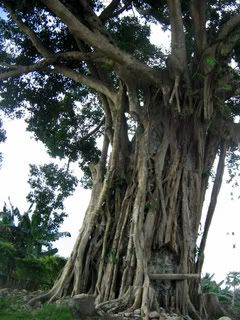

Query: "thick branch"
<box><xmin>55</xmin><ymin>51</ymin><xmax>105</xmax><ymax>62</ymax></box>
<box><xmin>197</xmin><ymin>142</ymin><xmax>227</xmax><ymax>272</ymax></box>
<box><xmin>0</xmin><ymin>60</ymin><xmax>53</xmax><ymax>80</ymax></box>
<box><xmin>190</xmin><ymin>0</ymin><xmax>207</xmax><ymax>55</ymax></box>
<box><xmin>101</xmin><ymin>3</ymin><xmax>131</xmax><ymax>22</ymax></box>
<box><xmin>0</xmin><ymin>57</ymin><xmax>116</xmax><ymax>104</ymax></box>
<box><xmin>99</xmin><ymin>0</ymin><xmax>129</xmax><ymax>22</ymax></box>
<box><xmin>4</xmin><ymin>1</ymin><xmax>51</xmax><ymax>58</ymax></box>
<box><xmin>167</xmin><ymin>0</ymin><xmax>187</xmax><ymax>67</ymax></box>
<box><xmin>217</xmin><ymin>27</ymin><xmax>240</xmax><ymax>60</ymax></box>
<box><xmin>204</xmin><ymin>15</ymin><xmax>240</xmax><ymax>67</ymax></box>
<box><xmin>81</xmin><ymin>117</ymin><xmax>104</xmax><ymax>141</ymax></box>
<box><xmin>41</xmin><ymin>0</ymin><xmax>164</xmax><ymax>86</ymax></box>
<box><xmin>53</xmin><ymin>65</ymin><xmax>117</xmax><ymax>103</ymax></box>
<box><xmin>0</xmin><ymin>50</ymin><xmax>110</xmax><ymax>71</ymax></box>
<box><xmin>218</xmin><ymin>15</ymin><xmax>240</xmax><ymax>40</ymax></box>
<box><xmin>99</xmin><ymin>0</ymin><xmax>120</xmax><ymax>20</ymax></box>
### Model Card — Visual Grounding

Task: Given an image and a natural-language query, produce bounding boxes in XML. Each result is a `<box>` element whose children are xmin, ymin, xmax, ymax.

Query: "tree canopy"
<box><xmin>0</xmin><ymin>0</ymin><xmax>239</xmax><ymax>184</ymax></box>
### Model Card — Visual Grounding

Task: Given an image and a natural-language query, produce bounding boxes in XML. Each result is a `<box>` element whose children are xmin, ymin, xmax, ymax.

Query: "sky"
<box><xmin>0</xmin><ymin>2</ymin><xmax>240</xmax><ymax>285</ymax></box>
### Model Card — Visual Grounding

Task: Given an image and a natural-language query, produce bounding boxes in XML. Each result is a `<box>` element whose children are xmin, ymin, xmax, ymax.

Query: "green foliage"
<box><xmin>0</xmin><ymin>240</ymin><xmax>16</xmax><ymax>284</ymax></box>
<box><xmin>0</xmin><ymin>218</ymin><xmax>67</xmax><ymax>289</ymax></box>
<box><xmin>0</xmin><ymin>240</ymin><xmax>16</xmax><ymax>255</ymax></box>
<box><xmin>0</xmin><ymin>162</ymin><xmax>76</xmax><ymax>289</ymax></box>
<box><xmin>226</xmin><ymin>272</ymin><xmax>240</xmax><ymax>289</ymax></box>
<box><xmin>226</xmin><ymin>272</ymin><xmax>240</xmax><ymax>307</ymax></box>
<box><xmin>202</xmin><ymin>273</ymin><xmax>224</xmax><ymax>294</ymax></box>
<box><xmin>201</xmin><ymin>273</ymin><xmax>232</xmax><ymax>305</ymax></box>
<box><xmin>108</xmin><ymin>16</ymin><xmax>164</xmax><ymax>65</ymax></box>
<box><xmin>201</xmin><ymin>272</ymin><xmax>240</xmax><ymax>314</ymax></box>
<box><xmin>26</xmin><ymin>163</ymin><xmax>77</xmax><ymax>254</ymax></box>
<box><xmin>0</xmin><ymin>3</ymin><xmax>103</xmax><ymax>187</ymax></box>
<box><xmin>0</xmin><ymin>296</ymin><xmax>73</xmax><ymax>320</ymax></box>
<box><xmin>205</xmin><ymin>56</ymin><xmax>217</xmax><ymax>67</ymax></box>
<box><xmin>15</xmin><ymin>255</ymin><xmax>66</xmax><ymax>290</ymax></box>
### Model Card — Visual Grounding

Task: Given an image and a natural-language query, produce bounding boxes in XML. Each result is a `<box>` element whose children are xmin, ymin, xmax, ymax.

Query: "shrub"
<box><xmin>0</xmin><ymin>240</ymin><xmax>16</xmax><ymax>286</ymax></box>
<box><xmin>15</xmin><ymin>256</ymin><xmax>66</xmax><ymax>290</ymax></box>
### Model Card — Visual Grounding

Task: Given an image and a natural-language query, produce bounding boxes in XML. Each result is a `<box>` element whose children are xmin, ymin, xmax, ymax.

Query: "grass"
<box><xmin>0</xmin><ymin>296</ymin><xmax>74</xmax><ymax>320</ymax></box>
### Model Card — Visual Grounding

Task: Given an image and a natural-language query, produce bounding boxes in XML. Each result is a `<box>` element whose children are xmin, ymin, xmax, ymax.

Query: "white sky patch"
<box><xmin>150</xmin><ymin>24</ymin><xmax>171</xmax><ymax>53</ymax></box>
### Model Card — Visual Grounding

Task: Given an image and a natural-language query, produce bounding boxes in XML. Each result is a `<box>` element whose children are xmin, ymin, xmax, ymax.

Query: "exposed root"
<box><xmin>96</xmin><ymin>287</ymin><xmax>134</xmax><ymax>314</ymax></box>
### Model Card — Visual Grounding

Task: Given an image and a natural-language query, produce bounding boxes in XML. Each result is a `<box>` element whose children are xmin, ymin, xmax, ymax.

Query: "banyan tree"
<box><xmin>0</xmin><ymin>0</ymin><xmax>240</xmax><ymax>318</ymax></box>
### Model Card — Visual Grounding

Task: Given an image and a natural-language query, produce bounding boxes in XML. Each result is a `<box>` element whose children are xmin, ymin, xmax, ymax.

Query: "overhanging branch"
<box><xmin>81</xmin><ymin>117</ymin><xmax>105</xmax><ymax>141</ymax></box>
<box><xmin>190</xmin><ymin>0</ymin><xmax>207</xmax><ymax>55</ymax></box>
<box><xmin>3</xmin><ymin>0</ymin><xmax>51</xmax><ymax>58</ymax></box>
<box><xmin>0</xmin><ymin>57</ymin><xmax>117</xmax><ymax>104</ymax></box>
<box><xmin>99</xmin><ymin>0</ymin><xmax>131</xmax><ymax>22</ymax></box>
<box><xmin>55</xmin><ymin>51</ymin><xmax>113</xmax><ymax>66</ymax></box>
<box><xmin>167</xmin><ymin>0</ymin><xmax>187</xmax><ymax>68</ymax></box>
<box><xmin>0</xmin><ymin>60</ymin><xmax>53</xmax><ymax>80</ymax></box>
<box><xmin>53</xmin><ymin>65</ymin><xmax>117</xmax><ymax>103</ymax></box>
<box><xmin>218</xmin><ymin>15</ymin><xmax>240</xmax><ymax>40</ymax></box>
<box><xmin>41</xmin><ymin>0</ymin><xmax>165</xmax><ymax>86</ymax></box>
<box><xmin>99</xmin><ymin>0</ymin><xmax>121</xmax><ymax>21</ymax></box>
<box><xmin>205</xmin><ymin>14</ymin><xmax>240</xmax><ymax>64</ymax></box>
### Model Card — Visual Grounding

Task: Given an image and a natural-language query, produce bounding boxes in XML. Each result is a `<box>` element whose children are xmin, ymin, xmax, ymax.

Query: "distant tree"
<box><xmin>25</xmin><ymin>163</ymin><xmax>77</xmax><ymax>256</ymax></box>
<box><xmin>226</xmin><ymin>272</ymin><xmax>240</xmax><ymax>307</ymax></box>
<box><xmin>201</xmin><ymin>273</ymin><xmax>232</xmax><ymax>306</ymax></box>
<box><xmin>202</xmin><ymin>273</ymin><xmax>224</xmax><ymax>295</ymax></box>
<box><xmin>0</xmin><ymin>163</ymin><xmax>77</xmax><ymax>288</ymax></box>
<box><xmin>0</xmin><ymin>0</ymin><xmax>240</xmax><ymax>318</ymax></box>
<box><xmin>0</xmin><ymin>163</ymin><xmax>77</xmax><ymax>257</ymax></box>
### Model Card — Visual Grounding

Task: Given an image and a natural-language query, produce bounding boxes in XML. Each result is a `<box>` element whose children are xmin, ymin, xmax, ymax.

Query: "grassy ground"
<box><xmin>0</xmin><ymin>296</ymin><xmax>74</xmax><ymax>320</ymax></box>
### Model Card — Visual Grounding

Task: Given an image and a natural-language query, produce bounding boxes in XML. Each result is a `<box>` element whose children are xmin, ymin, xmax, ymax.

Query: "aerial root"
<box><xmin>96</xmin><ymin>287</ymin><xmax>133</xmax><ymax>314</ymax></box>
<box><xmin>169</xmin><ymin>75</ymin><xmax>181</xmax><ymax>113</ymax></box>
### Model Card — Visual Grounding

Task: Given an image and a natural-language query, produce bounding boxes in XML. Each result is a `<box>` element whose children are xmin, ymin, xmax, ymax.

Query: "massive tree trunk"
<box><xmin>30</xmin><ymin>85</ymin><xmax>226</xmax><ymax>319</ymax></box>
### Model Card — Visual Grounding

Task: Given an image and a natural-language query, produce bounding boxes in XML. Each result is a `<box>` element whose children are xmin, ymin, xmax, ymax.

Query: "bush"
<box><xmin>0</xmin><ymin>234</ymin><xmax>66</xmax><ymax>290</ymax></box>
<box><xmin>0</xmin><ymin>240</ymin><xmax>16</xmax><ymax>286</ymax></box>
<box><xmin>15</xmin><ymin>256</ymin><xmax>66</xmax><ymax>290</ymax></box>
